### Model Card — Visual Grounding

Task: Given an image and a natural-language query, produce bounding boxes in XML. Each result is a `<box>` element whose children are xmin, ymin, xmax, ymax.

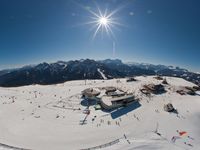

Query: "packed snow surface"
<box><xmin>0</xmin><ymin>76</ymin><xmax>200</xmax><ymax>150</ymax></box>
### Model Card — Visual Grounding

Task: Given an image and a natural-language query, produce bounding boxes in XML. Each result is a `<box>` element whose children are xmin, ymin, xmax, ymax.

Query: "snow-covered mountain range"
<box><xmin>0</xmin><ymin>59</ymin><xmax>199</xmax><ymax>87</ymax></box>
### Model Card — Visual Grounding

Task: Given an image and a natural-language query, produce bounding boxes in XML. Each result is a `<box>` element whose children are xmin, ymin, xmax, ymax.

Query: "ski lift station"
<box><xmin>81</xmin><ymin>87</ymin><xmax>137</xmax><ymax>110</ymax></box>
<box><xmin>100</xmin><ymin>94</ymin><xmax>136</xmax><ymax>110</ymax></box>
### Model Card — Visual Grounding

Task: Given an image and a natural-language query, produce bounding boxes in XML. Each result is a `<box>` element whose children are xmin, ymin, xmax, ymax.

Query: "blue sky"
<box><xmin>0</xmin><ymin>0</ymin><xmax>200</xmax><ymax>72</ymax></box>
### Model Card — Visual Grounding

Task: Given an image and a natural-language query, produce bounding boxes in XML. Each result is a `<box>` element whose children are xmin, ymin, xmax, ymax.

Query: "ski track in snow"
<box><xmin>97</xmin><ymin>68</ymin><xmax>107</xmax><ymax>80</ymax></box>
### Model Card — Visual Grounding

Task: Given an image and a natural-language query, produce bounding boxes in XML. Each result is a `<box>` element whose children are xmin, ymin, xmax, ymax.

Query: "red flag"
<box><xmin>179</xmin><ymin>131</ymin><xmax>187</xmax><ymax>136</ymax></box>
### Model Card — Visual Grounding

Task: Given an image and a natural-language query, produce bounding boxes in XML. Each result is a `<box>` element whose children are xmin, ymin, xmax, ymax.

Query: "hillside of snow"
<box><xmin>0</xmin><ymin>76</ymin><xmax>200</xmax><ymax>150</ymax></box>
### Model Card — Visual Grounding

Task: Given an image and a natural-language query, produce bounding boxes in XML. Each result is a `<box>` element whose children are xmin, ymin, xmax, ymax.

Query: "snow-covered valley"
<box><xmin>0</xmin><ymin>76</ymin><xmax>200</xmax><ymax>150</ymax></box>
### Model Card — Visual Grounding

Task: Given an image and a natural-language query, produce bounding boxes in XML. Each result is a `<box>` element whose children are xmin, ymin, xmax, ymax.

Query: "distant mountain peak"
<box><xmin>0</xmin><ymin>59</ymin><xmax>199</xmax><ymax>87</ymax></box>
<box><xmin>99</xmin><ymin>59</ymin><xmax>123</xmax><ymax>65</ymax></box>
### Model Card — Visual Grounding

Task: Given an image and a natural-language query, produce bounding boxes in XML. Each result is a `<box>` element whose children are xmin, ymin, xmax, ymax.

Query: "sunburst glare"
<box><xmin>84</xmin><ymin>6</ymin><xmax>124</xmax><ymax>39</ymax></box>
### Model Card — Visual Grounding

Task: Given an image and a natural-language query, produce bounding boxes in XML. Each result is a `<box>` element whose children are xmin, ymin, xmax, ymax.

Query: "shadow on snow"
<box><xmin>110</xmin><ymin>101</ymin><xmax>141</xmax><ymax>119</ymax></box>
<box><xmin>80</xmin><ymin>98</ymin><xmax>97</xmax><ymax>107</ymax></box>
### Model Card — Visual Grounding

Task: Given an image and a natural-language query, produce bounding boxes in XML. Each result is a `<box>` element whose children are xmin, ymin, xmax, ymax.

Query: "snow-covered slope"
<box><xmin>0</xmin><ymin>76</ymin><xmax>199</xmax><ymax>150</ymax></box>
<box><xmin>97</xmin><ymin>68</ymin><xmax>107</xmax><ymax>80</ymax></box>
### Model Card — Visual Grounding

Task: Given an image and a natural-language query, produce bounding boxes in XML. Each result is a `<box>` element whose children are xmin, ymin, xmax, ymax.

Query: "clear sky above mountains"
<box><xmin>0</xmin><ymin>0</ymin><xmax>199</xmax><ymax>72</ymax></box>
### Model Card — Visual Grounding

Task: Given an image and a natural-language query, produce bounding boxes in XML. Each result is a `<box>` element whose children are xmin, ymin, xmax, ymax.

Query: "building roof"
<box><xmin>82</xmin><ymin>88</ymin><xmax>100</xmax><ymax>97</ymax></box>
<box><xmin>101</xmin><ymin>95</ymin><xmax>135</xmax><ymax>106</ymax></box>
<box><xmin>142</xmin><ymin>84</ymin><xmax>165</xmax><ymax>94</ymax></box>
<box><xmin>104</xmin><ymin>86</ymin><xmax>117</xmax><ymax>93</ymax></box>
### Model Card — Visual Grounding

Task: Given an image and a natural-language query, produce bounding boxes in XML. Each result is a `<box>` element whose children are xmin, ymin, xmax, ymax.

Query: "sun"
<box><xmin>82</xmin><ymin>6</ymin><xmax>124</xmax><ymax>39</ymax></box>
<box><xmin>99</xmin><ymin>17</ymin><xmax>108</xmax><ymax>25</ymax></box>
<box><xmin>89</xmin><ymin>11</ymin><xmax>115</xmax><ymax>39</ymax></box>
<box><xmin>75</xmin><ymin>2</ymin><xmax>126</xmax><ymax>39</ymax></box>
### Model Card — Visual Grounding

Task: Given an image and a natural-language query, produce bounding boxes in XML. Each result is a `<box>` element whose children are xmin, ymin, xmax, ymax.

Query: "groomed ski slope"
<box><xmin>0</xmin><ymin>76</ymin><xmax>200</xmax><ymax>150</ymax></box>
